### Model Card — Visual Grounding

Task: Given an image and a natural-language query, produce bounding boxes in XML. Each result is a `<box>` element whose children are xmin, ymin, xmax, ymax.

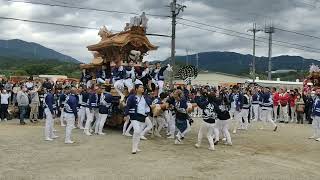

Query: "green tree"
<box><xmin>13</xmin><ymin>70</ymin><xmax>28</xmax><ymax>76</ymax></box>
<box><xmin>23</xmin><ymin>64</ymin><xmax>51</xmax><ymax>75</ymax></box>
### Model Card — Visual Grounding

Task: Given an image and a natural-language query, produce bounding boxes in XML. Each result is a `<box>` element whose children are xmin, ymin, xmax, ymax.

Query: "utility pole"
<box><xmin>265</xmin><ymin>25</ymin><xmax>275</xmax><ymax>80</ymax></box>
<box><xmin>248</xmin><ymin>23</ymin><xmax>262</xmax><ymax>82</ymax></box>
<box><xmin>169</xmin><ymin>0</ymin><xmax>186</xmax><ymax>88</ymax></box>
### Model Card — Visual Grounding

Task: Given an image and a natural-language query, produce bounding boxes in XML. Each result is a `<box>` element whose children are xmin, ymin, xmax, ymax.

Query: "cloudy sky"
<box><xmin>0</xmin><ymin>0</ymin><xmax>320</xmax><ymax>63</ymax></box>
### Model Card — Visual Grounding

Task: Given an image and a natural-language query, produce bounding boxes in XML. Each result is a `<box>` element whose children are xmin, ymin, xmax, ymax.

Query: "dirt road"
<box><xmin>0</xmin><ymin>119</ymin><xmax>319</xmax><ymax>180</ymax></box>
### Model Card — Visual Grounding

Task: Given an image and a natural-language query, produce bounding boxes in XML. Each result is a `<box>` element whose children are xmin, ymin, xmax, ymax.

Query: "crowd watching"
<box><xmin>0</xmin><ymin>77</ymin><xmax>77</xmax><ymax>124</ymax></box>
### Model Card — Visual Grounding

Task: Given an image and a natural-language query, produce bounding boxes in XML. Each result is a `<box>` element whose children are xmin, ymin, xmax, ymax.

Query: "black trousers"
<box><xmin>305</xmin><ymin>107</ymin><xmax>313</xmax><ymax>124</ymax></box>
<box><xmin>0</xmin><ymin>104</ymin><xmax>8</xmax><ymax>120</ymax></box>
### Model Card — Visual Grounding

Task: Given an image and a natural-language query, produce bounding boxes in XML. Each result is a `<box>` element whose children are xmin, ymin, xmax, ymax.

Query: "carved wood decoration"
<box><xmin>83</xmin><ymin>21</ymin><xmax>158</xmax><ymax>88</ymax></box>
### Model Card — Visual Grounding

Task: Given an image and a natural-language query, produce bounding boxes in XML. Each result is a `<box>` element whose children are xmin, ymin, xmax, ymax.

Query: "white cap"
<box><xmin>307</xmin><ymin>82</ymin><xmax>313</xmax><ymax>86</ymax></box>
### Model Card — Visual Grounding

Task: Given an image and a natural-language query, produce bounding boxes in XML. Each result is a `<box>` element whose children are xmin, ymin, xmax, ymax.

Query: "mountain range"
<box><xmin>0</xmin><ymin>39</ymin><xmax>319</xmax><ymax>77</ymax></box>
<box><xmin>0</xmin><ymin>39</ymin><xmax>80</xmax><ymax>63</ymax></box>
<box><xmin>163</xmin><ymin>52</ymin><xmax>320</xmax><ymax>75</ymax></box>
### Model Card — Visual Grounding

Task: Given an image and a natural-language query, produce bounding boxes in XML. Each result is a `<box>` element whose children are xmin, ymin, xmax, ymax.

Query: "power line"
<box><xmin>274</xmin><ymin>27</ymin><xmax>320</xmax><ymax>40</ymax></box>
<box><xmin>177</xmin><ymin>22</ymin><xmax>265</xmax><ymax>46</ymax></box>
<box><xmin>180</xmin><ymin>4</ymin><xmax>320</xmax><ymax>39</ymax></box>
<box><xmin>5</xmin><ymin>0</ymin><xmax>171</xmax><ymax>18</ymax></box>
<box><xmin>178</xmin><ymin>17</ymin><xmax>253</xmax><ymax>37</ymax></box>
<box><xmin>177</xmin><ymin>18</ymin><xmax>320</xmax><ymax>51</ymax></box>
<box><xmin>0</xmin><ymin>16</ymin><xmax>171</xmax><ymax>37</ymax></box>
<box><xmin>8</xmin><ymin>0</ymin><xmax>320</xmax><ymax>42</ymax></box>
<box><xmin>177</xmin><ymin>22</ymin><xmax>320</xmax><ymax>54</ymax></box>
<box><xmin>0</xmin><ymin>16</ymin><xmax>99</xmax><ymax>29</ymax></box>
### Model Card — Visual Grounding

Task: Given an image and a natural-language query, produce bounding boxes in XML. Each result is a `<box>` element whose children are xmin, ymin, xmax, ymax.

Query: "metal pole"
<box><xmin>264</xmin><ymin>25</ymin><xmax>274</xmax><ymax>80</ymax></box>
<box><xmin>248</xmin><ymin>23</ymin><xmax>261</xmax><ymax>83</ymax></box>
<box><xmin>252</xmin><ymin>27</ymin><xmax>256</xmax><ymax>82</ymax></box>
<box><xmin>169</xmin><ymin>0</ymin><xmax>185</xmax><ymax>88</ymax></box>
<box><xmin>170</xmin><ymin>0</ymin><xmax>176</xmax><ymax>88</ymax></box>
<box><xmin>268</xmin><ymin>29</ymin><xmax>273</xmax><ymax>80</ymax></box>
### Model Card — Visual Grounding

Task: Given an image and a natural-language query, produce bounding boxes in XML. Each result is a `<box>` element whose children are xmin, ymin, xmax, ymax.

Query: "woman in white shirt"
<box><xmin>0</xmin><ymin>90</ymin><xmax>11</xmax><ymax>121</ymax></box>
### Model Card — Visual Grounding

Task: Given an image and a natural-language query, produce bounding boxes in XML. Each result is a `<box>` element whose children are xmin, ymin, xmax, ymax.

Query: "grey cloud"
<box><xmin>0</xmin><ymin>0</ymin><xmax>319</xmax><ymax>63</ymax></box>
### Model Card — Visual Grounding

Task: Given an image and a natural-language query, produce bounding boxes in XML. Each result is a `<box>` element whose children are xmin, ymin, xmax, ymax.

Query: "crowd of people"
<box><xmin>1</xmin><ymin>62</ymin><xmax>320</xmax><ymax>154</ymax></box>
<box><xmin>0</xmin><ymin>77</ymin><xmax>79</xmax><ymax>123</ymax></box>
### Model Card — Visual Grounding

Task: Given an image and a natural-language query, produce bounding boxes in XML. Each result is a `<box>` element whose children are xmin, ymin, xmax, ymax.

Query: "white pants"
<box><xmin>84</xmin><ymin>108</ymin><xmax>99</xmax><ymax>131</ymax></box>
<box><xmin>131</xmin><ymin>120</ymin><xmax>145</xmax><ymax>152</ymax></box>
<box><xmin>238</xmin><ymin>109</ymin><xmax>249</xmax><ymax>130</ymax></box>
<box><xmin>261</xmin><ymin>108</ymin><xmax>277</xmax><ymax>128</ymax></box>
<box><xmin>273</xmin><ymin>105</ymin><xmax>278</xmax><ymax>122</ymax></box>
<box><xmin>229</xmin><ymin>109</ymin><xmax>236</xmax><ymax>120</ymax></box>
<box><xmin>95</xmin><ymin>113</ymin><xmax>108</xmax><ymax>134</ymax></box>
<box><xmin>312</xmin><ymin>116</ymin><xmax>320</xmax><ymax>138</ymax></box>
<box><xmin>290</xmin><ymin>106</ymin><xmax>296</xmax><ymax>122</ymax></box>
<box><xmin>123</xmin><ymin>119</ymin><xmax>133</xmax><ymax>134</ymax></box>
<box><xmin>44</xmin><ymin>108</ymin><xmax>55</xmax><ymax>139</ymax></box>
<box><xmin>279</xmin><ymin>105</ymin><xmax>289</xmax><ymax>122</ymax></box>
<box><xmin>156</xmin><ymin>80</ymin><xmax>164</xmax><ymax>95</ymax></box>
<box><xmin>124</xmin><ymin>79</ymin><xmax>134</xmax><ymax>92</ymax></box>
<box><xmin>258</xmin><ymin>105</ymin><xmax>262</xmax><ymax>121</ymax></box>
<box><xmin>165</xmin><ymin>111</ymin><xmax>175</xmax><ymax>135</ymax></box>
<box><xmin>78</xmin><ymin>106</ymin><xmax>86</xmax><ymax>128</ymax></box>
<box><xmin>114</xmin><ymin>79</ymin><xmax>124</xmax><ymax>97</ymax></box>
<box><xmin>252</xmin><ymin>104</ymin><xmax>260</xmax><ymax>121</ymax></box>
<box><xmin>217</xmin><ymin>119</ymin><xmax>232</xmax><ymax>144</ymax></box>
<box><xmin>197</xmin><ymin>120</ymin><xmax>218</xmax><ymax>148</ymax></box>
<box><xmin>155</xmin><ymin>116</ymin><xmax>166</xmax><ymax>133</ymax></box>
<box><xmin>232</xmin><ymin>110</ymin><xmax>241</xmax><ymax>132</ymax></box>
<box><xmin>60</xmin><ymin>108</ymin><xmax>65</xmax><ymax>126</ymax></box>
<box><xmin>65</xmin><ymin>113</ymin><xmax>75</xmax><ymax>142</ymax></box>
<box><xmin>141</xmin><ymin>116</ymin><xmax>153</xmax><ymax>136</ymax></box>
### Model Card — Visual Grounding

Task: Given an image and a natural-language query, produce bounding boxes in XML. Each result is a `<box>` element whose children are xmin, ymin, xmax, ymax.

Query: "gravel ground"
<box><xmin>0</xmin><ymin>118</ymin><xmax>319</xmax><ymax>180</ymax></box>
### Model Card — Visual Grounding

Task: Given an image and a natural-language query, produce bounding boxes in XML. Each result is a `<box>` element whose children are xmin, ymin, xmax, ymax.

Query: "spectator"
<box><xmin>304</xmin><ymin>91</ymin><xmax>314</xmax><ymax>124</ymax></box>
<box><xmin>296</xmin><ymin>95</ymin><xmax>305</xmax><ymax>124</ymax></box>
<box><xmin>4</xmin><ymin>81</ymin><xmax>13</xmax><ymax>104</ymax></box>
<box><xmin>0</xmin><ymin>78</ymin><xmax>5</xmax><ymax>90</ymax></box>
<box><xmin>0</xmin><ymin>89</ymin><xmax>11</xmax><ymax>121</ymax></box>
<box><xmin>25</xmin><ymin>78</ymin><xmax>34</xmax><ymax>90</ymax></box>
<box><xmin>35</xmin><ymin>80</ymin><xmax>42</xmax><ymax>89</ymax></box>
<box><xmin>42</xmin><ymin>78</ymin><xmax>53</xmax><ymax>90</ymax></box>
<box><xmin>289</xmin><ymin>90</ymin><xmax>297</xmax><ymax>123</ymax></box>
<box><xmin>12</xmin><ymin>84</ymin><xmax>21</xmax><ymax>106</ymax></box>
<box><xmin>17</xmin><ymin>87</ymin><xmax>29</xmax><ymax>125</ymax></box>
<box><xmin>29</xmin><ymin>87</ymin><xmax>40</xmax><ymax>123</ymax></box>
<box><xmin>38</xmin><ymin>88</ymin><xmax>46</xmax><ymax>120</ymax></box>
<box><xmin>4</xmin><ymin>81</ymin><xmax>13</xmax><ymax>91</ymax></box>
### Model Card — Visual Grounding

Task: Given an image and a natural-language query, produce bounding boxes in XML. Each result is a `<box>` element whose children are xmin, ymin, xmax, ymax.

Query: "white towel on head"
<box><xmin>135</xmin><ymin>79</ymin><xmax>143</xmax><ymax>85</ymax></box>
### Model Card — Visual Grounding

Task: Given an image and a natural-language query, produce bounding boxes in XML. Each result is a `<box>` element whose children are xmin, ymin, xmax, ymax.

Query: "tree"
<box><xmin>23</xmin><ymin>64</ymin><xmax>50</xmax><ymax>75</ymax></box>
<box><xmin>13</xmin><ymin>70</ymin><xmax>28</xmax><ymax>76</ymax></box>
